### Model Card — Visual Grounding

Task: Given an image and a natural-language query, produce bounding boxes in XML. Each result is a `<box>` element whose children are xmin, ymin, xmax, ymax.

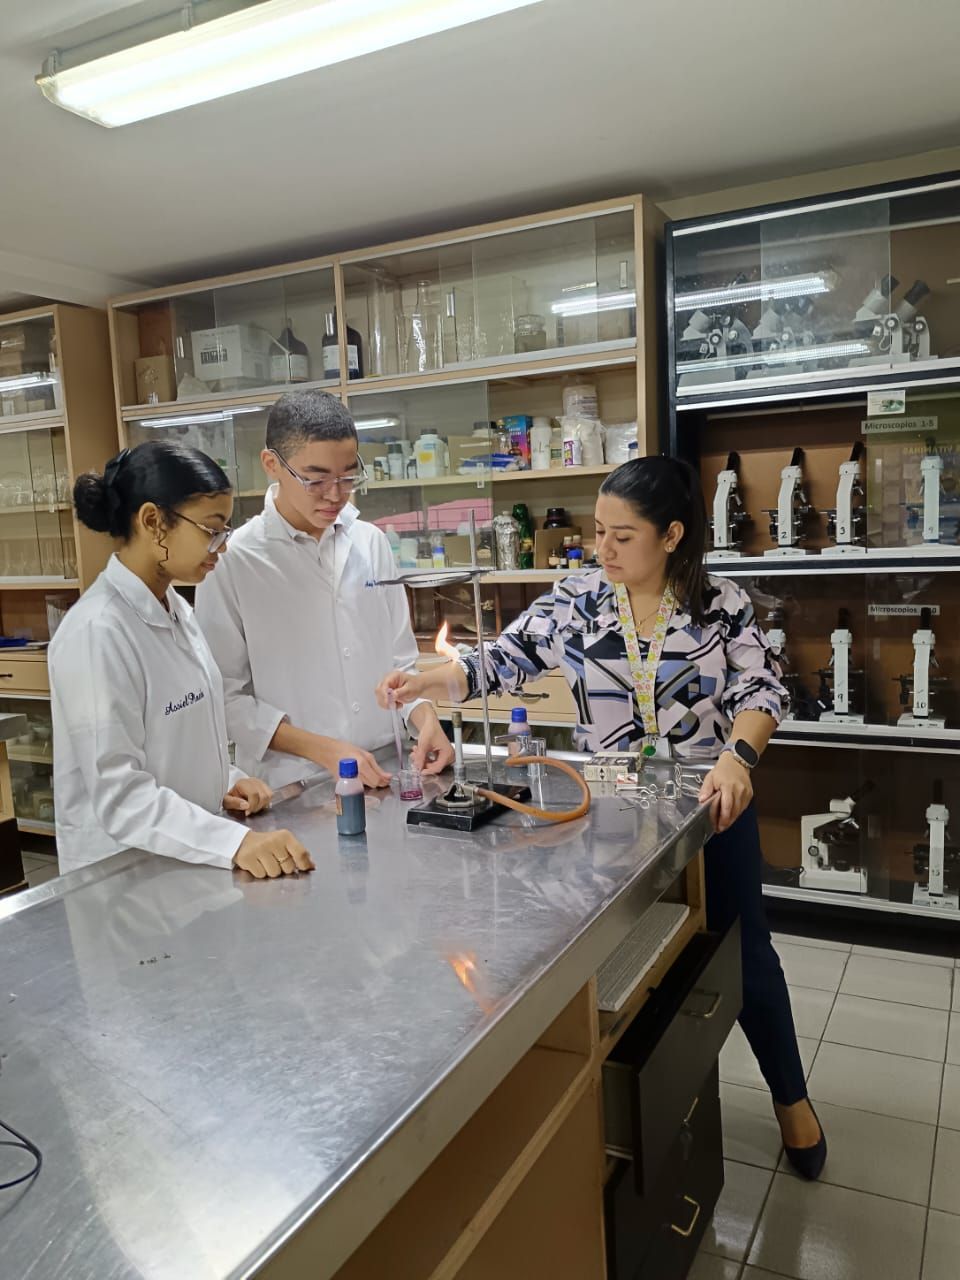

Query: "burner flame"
<box><xmin>435</xmin><ymin>620</ymin><xmax>459</xmax><ymax>662</ymax></box>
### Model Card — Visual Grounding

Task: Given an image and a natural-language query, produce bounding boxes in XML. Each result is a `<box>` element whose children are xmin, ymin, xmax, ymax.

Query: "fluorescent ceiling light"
<box><xmin>0</xmin><ymin>373</ymin><xmax>58</xmax><ymax>393</ymax></box>
<box><xmin>37</xmin><ymin>0</ymin><xmax>545</xmax><ymax>127</ymax></box>
<box><xmin>675</xmin><ymin>273</ymin><xmax>836</xmax><ymax>312</ymax></box>
<box><xmin>354</xmin><ymin>415</ymin><xmax>402</xmax><ymax>432</ymax></box>
<box><xmin>143</xmin><ymin>405</ymin><xmax>266</xmax><ymax>428</ymax></box>
<box><xmin>550</xmin><ymin>290</ymin><xmax>636</xmax><ymax>318</ymax></box>
<box><xmin>680</xmin><ymin>340</ymin><xmax>872</xmax><ymax>373</ymax></box>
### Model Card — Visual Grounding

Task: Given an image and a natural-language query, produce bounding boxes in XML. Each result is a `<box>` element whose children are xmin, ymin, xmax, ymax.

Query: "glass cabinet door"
<box><xmin>0</xmin><ymin>313</ymin><xmax>60</xmax><ymax>421</ymax></box>
<box><xmin>115</xmin><ymin>267</ymin><xmax>337</xmax><ymax>408</ymax></box>
<box><xmin>670</xmin><ymin>175</ymin><xmax>960</xmax><ymax>405</ymax></box>
<box><xmin>1</xmin><ymin>695</ymin><xmax>54</xmax><ymax>831</ymax></box>
<box><xmin>126</xmin><ymin>405</ymin><xmax>271</xmax><ymax>530</ymax></box>
<box><xmin>343</xmin><ymin>207</ymin><xmax>636</xmax><ymax>380</ymax></box>
<box><xmin>0</xmin><ymin>427</ymin><xmax>74</xmax><ymax>579</ymax></box>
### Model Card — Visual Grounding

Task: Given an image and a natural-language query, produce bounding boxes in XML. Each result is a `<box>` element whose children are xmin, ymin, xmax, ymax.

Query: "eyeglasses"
<box><xmin>177</xmin><ymin>512</ymin><xmax>233</xmax><ymax>553</ymax></box>
<box><xmin>270</xmin><ymin>448</ymin><xmax>367</xmax><ymax>496</ymax></box>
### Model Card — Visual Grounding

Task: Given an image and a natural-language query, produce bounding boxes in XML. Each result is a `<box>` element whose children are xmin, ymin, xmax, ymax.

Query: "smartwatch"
<box><xmin>721</xmin><ymin>739</ymin><xmax>759</xmax><ymax>771</ymax></box>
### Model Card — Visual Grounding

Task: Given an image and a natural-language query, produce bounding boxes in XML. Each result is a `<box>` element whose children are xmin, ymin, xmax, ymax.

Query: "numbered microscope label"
<box><xmin>860</xmin><ymin>415</ymin><xmax>937</xmax><ymax>435</ymax></box>
<box><xmin>868</xmin><ymin>604</ymin><xmax>941</xmax><ymax>618</ymax></box>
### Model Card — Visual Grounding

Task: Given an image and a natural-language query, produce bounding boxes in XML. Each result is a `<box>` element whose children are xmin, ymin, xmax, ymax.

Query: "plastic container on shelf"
<box><xmin>560</xmin><ymin>417</ymin><xmax>583</xmax><ymax>467</ymax></box>
<box><xmin>530</xmin><ymin>417</ymin><xmax>553</xmax><ymax>470</ymax></box>
<box><xmin>414</xmin><ymin>432</ymin><xmax>447</xmax><ymax>477</ymax></box>
<box><xmin>605</xmin><ymin>422</ymin><xmax>638</xmax><ymax>465</ymax></box>
<box><xmin>562</xmin><ymin>380</ymin><xmax>600</xmax><ymax>420</ymax></box>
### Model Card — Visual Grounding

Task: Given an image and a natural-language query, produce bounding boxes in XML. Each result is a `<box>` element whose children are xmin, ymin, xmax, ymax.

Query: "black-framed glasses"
<box><xmin>177</xmin><ymin>512</ymin><xmax>233</xmax><ymax>553</ymax></box>
<box><xmin>270</xmin><ymin>448</ymin><xmax>367</xmax><ymax>496</ymax></box>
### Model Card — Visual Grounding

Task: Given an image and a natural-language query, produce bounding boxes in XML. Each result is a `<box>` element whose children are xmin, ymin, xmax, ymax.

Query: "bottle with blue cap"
<box><xmin>335</xmin><ymin>758</ymin><xmax>366</xmax><ymax>835</ymax></box>
<box><xmin>507</xmin><ymin>706</ymin><xmax>532</xmax><ymax>755</ymax></box>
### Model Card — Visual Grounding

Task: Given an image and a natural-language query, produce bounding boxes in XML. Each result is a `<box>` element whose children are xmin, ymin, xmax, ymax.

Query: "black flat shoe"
<box><xmin>783</xmin><ymin>1104</ymin><xmax>827</xmax><ymax>1181</ymax></box>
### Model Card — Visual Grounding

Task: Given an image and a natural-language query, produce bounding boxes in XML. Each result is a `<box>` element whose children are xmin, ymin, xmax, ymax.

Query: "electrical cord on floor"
<box><xmin>0</xmin><ymin>1115</ymin><xmax>42</xmax><ymax>1191</ymax></box>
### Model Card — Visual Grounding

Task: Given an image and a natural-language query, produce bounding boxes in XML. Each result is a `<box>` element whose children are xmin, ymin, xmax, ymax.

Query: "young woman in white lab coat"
<box><xmin>50</xmin><ymin>442</ymin><xmax>313</xmax><ymax>880</ymax></box>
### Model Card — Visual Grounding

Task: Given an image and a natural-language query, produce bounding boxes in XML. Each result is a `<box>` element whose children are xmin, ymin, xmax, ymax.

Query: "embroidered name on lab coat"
<box><xmin>164</xmin><ymin>689</ymin><xmax>206</xmax><ymax>716</ymax></box>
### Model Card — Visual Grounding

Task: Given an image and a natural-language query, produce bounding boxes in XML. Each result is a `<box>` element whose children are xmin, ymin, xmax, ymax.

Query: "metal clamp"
<box><xmin>670</xmin><ymin>1195</ymin><xmax>701</xmax><ymax>1238</ymax></box>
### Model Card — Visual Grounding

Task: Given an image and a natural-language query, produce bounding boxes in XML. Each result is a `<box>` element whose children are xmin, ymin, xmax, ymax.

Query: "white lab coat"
<box><xmin>49</xmin><ymin>555</ymin><xmax>247</xmax><ymax>874</ymax></box>
<box><xmin>194</xmin><ymin>487</ymin><xmax>426</xmax><ymax>789</ymax></box>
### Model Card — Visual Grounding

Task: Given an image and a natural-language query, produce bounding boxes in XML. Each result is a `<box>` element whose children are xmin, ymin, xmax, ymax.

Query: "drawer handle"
<box><xmin>517</xmin><ymin>692</ymin><xmax>549</xmax><ymax>703</ymax></box>
<box><xmin>685</xmin><ymin>990</ymin><xmax>722</xmax><ymax>1020</ymax></box>
<box><xmin>0</xmin><ymin>674</ymin><xmax>13</xmax><ymax>679</ymax></box>
<box><xmin>683</xmin><ymin>1095</ymin><xmax>699</xmax><ymax>1126</ymax></box>
<box><xmin>670</xmin><ymin>1195</ymin><xmax>701</xmax><ymax>1238</ymax></box>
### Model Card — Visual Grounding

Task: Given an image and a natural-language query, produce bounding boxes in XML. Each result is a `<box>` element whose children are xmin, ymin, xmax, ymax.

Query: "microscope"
<box><xmin>816</xmin><ymin>608</ymin><xmax>864</xmax><ymax>724</ymax></box>
<box><xmin>910</xmin><ymin>780</ymin><xmax>958</xmax><ymax>910</ymax></box>
<box><xmin>891</xmin><ymin>442</ymin><xmax>960</xmax><ymax>554</ymax></box>
<box><xmin>800</xmin><ymin>781</ymin><xmax>872</xmax><ymax>894</ymax></box>
<box><xmin>764</xmin><ymin>447</ymin><xmax>815</xmax><ymax>557</ymax></box>
<box><xmin>822</xmin><ymin>443</ymin><xmax>867</xmax><ymax>556</ymax></box>
<box><xmin>894</xmin><ymin>607</ymin><xmax>948</xmax><ymax>728</ymax></box>
<box><xmin>851</xmin><ymin>276</ymin><xmax>934</xmax><ymax>366</ymax></box>
<box><xmin>709</xmin><ymin>451</ymin><xmax>751</xmax><ymax>559</ymax></box>
<box><xmin>764</xmin><ymin>608</ymin><xmax>818</xmax><ymax>721</ymax></box>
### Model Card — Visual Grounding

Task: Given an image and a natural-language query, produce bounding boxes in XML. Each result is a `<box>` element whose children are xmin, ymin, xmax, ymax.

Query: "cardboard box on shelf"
<box><xmin>189</xmin><ymin>324</ymin><xmax>271</xmax><ymax>386</ymax></box>
<box><xmin>135</xmin><ymin>356</ymin><xmax>176</xmax><ymax>405</ymax></box>
<box><xmin>0</xmin><ymin>326</ymin><xmax>49</xmax><ymax>376</ymax></box>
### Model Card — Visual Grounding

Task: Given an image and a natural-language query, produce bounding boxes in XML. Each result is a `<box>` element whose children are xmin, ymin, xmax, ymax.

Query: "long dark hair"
<box><xmin>599</xmin><ymin>456</ymin><xmax>709</xmax><ymax>622</ymax></box>
<box><xmin>74</xmin><ymin>442</ymin><xmax>231</xmax><ymax>541</ymax></box>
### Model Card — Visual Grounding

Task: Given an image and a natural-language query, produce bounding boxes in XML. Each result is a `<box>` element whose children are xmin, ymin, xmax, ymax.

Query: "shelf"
<box><xmin>675</xmin><ymin>361</ymin><xmax>960</xmax><ymax>414</ymax></box>
<box><xmin>0</xmin><ymin>577</ymin><xmax>79</xmax><ymax>590</ymax></box>
<box><xmin>711</xmin><ymin>550</ymin><xmax>960</xmax><ymax>577</ymax></box>
<box><xmin>487</xmin><ymin>570</ymin><xmax>573</xmax><ymax>584</ymax></box>
<box><xmin>120</xmin><ymin>381</ymin><xmax>343</xmax><ymax>422</ymax></box>
<box><xmin>762</xmin><ymin>882</ymin><xmax>960</xmax><ymax>922</ymax></box>
<box><xmin>17</xmin><ymin>818</ymin><xmax>55</xmax><ymax>837</ymax></box>
<box><xmin>0</xmin><ymin>409</ymin><xmax>65</xmax><ymax>433</ymax></box>
<box><xmin>346</xmin><ymin>342</ymin><xmax>638</xmax><ymax>398</ymax></box>
<box><xmin>772</xmin><ymin>721</ymin><xmax>960</xmax><ymax>755</ymax></box>
<box><xmin>8</xmin><ymin>748</ymin><xmax>53</xmax><ymax>765</ymax></box>
<box><xmin>363</xmin><ymin>465</ymin><xmax>615</xmax><ymax>492</ymax></box>
<box><xmin>0</xmin><ymin>504</ymin><xmax>71</xmax><ymax>515</ymax></box>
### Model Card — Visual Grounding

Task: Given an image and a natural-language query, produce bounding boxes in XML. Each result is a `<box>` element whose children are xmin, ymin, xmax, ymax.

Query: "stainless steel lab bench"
<box><xmin>0</xmin><ymin>753</ymin><xmax>738</xmax><ymax>1280</ymax></box>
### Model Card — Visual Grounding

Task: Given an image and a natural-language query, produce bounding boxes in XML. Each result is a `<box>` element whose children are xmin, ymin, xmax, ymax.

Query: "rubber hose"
<box><xmin>474</xmin><ymin>755</ymin><xmax>591</xmax><ymax>824</ymax></box>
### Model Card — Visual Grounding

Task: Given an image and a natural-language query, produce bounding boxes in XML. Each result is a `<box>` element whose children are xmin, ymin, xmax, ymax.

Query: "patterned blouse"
<box><xmin>460</xmin><ymin>569</ymin><xmax>787</xmax><ymax>760</ymax></box>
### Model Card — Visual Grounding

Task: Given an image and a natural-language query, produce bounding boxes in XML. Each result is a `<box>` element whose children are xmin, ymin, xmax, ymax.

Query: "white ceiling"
<box><xmin>2</xmin><ymin>0</ymin><xmax>960</xmax><ymax>307</ymax></box>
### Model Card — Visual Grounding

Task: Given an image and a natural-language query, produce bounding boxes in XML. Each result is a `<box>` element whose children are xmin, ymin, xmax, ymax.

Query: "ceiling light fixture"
<box><xmin>0</xmin><ymin>373</ymin><xmax>58</xmax><ymax>393</ymax></box>
<box><xmin>674</xmin><ymin>272</ymin><xmax>838</xmax><ymax>312</ymax></box>
<box><xmin>550</xmin><ymin>290</ymin><xmax>636</xmax><ymax>318</ymax></box>
<box><xmin>37</xmin><ymin>0</ymin><xmax>545</xmax><ymax>128</ymax></box>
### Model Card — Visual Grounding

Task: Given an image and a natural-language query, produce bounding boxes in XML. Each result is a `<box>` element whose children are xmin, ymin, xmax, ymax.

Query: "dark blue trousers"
<box><xmin>703</xmin><ymin>804</ymin><xmax>807</xmax><ymax>1106</ymax></box>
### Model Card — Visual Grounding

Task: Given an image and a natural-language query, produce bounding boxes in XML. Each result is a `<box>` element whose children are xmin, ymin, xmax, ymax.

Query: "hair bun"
<box><xmin>73</xmin><ymin>472</ymin><xmax>121</xmax><ymax>536</ymax></box>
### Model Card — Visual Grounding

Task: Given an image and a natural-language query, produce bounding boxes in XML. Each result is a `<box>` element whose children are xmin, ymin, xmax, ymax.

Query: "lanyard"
<box><xmin>615</xmin><ymin>581</ymin><xmax>677</xmax><ymax>746</ymax></box>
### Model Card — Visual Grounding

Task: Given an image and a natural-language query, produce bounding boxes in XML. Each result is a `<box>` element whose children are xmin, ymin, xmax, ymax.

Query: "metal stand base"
<box><xmin>763</xmin><ymin>547</ymin><xmax>810</xmax><ymax>558</ymax></box>
<box><xmin>913</xmin><ymin>885</ymin><xmax>960</xmax><ymax>911</ymax></box>
<box><xmin>800</xmin><ymin>866</ymin><xmax>869</xmax><ymax>894</ymax></box>
<box><xmin>406</xmin><ymin>782</ymin><xmax>532</xmax><ymax>831</ymax></box>
<box><xmin>820</xmin><ymin>544</ymin><xmax>869</xmax><ymax>557</ymax></box>
<box><xmin>820</xmin><ymin>712</ymin><xmax>865</xmax><ymax>724</ymax></box>
<box><xmin>898</xmin><ymin>714</ymin><xmax>947</xmax><ymax>729</ymax></box>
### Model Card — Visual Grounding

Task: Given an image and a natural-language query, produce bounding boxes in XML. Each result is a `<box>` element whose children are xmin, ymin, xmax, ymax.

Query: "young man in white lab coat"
<box><xmin>195</xmin><ymin>390</ymin><xmax>454</xmax><ymax>790</ymax></box>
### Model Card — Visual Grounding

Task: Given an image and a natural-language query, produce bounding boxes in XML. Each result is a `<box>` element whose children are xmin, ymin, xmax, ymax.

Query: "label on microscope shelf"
<box><xmin>860</xmin><ymin>414</ymin><xmax>937</xmax><ymax>435</ymax></box>
<box><xmin>866</xmin><ymin>389</ymin><xmax>907</xmax><ymax>416</ymax></box>
<box><xmin>867</xmin><ymin>603</ymin><xmax>941</xmax><ymax>618</ymax></box>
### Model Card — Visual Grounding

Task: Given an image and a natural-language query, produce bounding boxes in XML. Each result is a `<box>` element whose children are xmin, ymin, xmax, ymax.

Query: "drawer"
<box><xmin>605</xmin><ymin>1065</ymin><xmax>722</xmax><ymax>1280</ymax></box>
<box><xmin>0</xmin><ymin>656</ymin><xmax>50</xmax><ymax>695</ymax></box>
<box><xmin>603</xmin><ymin>922</ymin><xmax>741</xmax><ymax>1194</ymax></box>
<box><xmin>438</xmin><ymin>673</ymin><xmax>577</xmax><ymax>724</ymax></box>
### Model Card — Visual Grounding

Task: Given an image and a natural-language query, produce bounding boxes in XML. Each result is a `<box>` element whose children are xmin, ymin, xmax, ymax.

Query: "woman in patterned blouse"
<box><xmin>378</xmin><ymin>456</ymin><xmax>827</xmax><ymax>1179</ymax></box>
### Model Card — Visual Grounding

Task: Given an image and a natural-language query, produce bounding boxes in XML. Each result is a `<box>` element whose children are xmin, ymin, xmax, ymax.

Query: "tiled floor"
<box><xmin>23</xmin><ymin>850</ymin><xmax>59</xmax><ymax>887</ymax></box>
<box><xmin>703</xmin><ymin>932</ymin><xmax>960</xmax><ymax>1280</ymax></box>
